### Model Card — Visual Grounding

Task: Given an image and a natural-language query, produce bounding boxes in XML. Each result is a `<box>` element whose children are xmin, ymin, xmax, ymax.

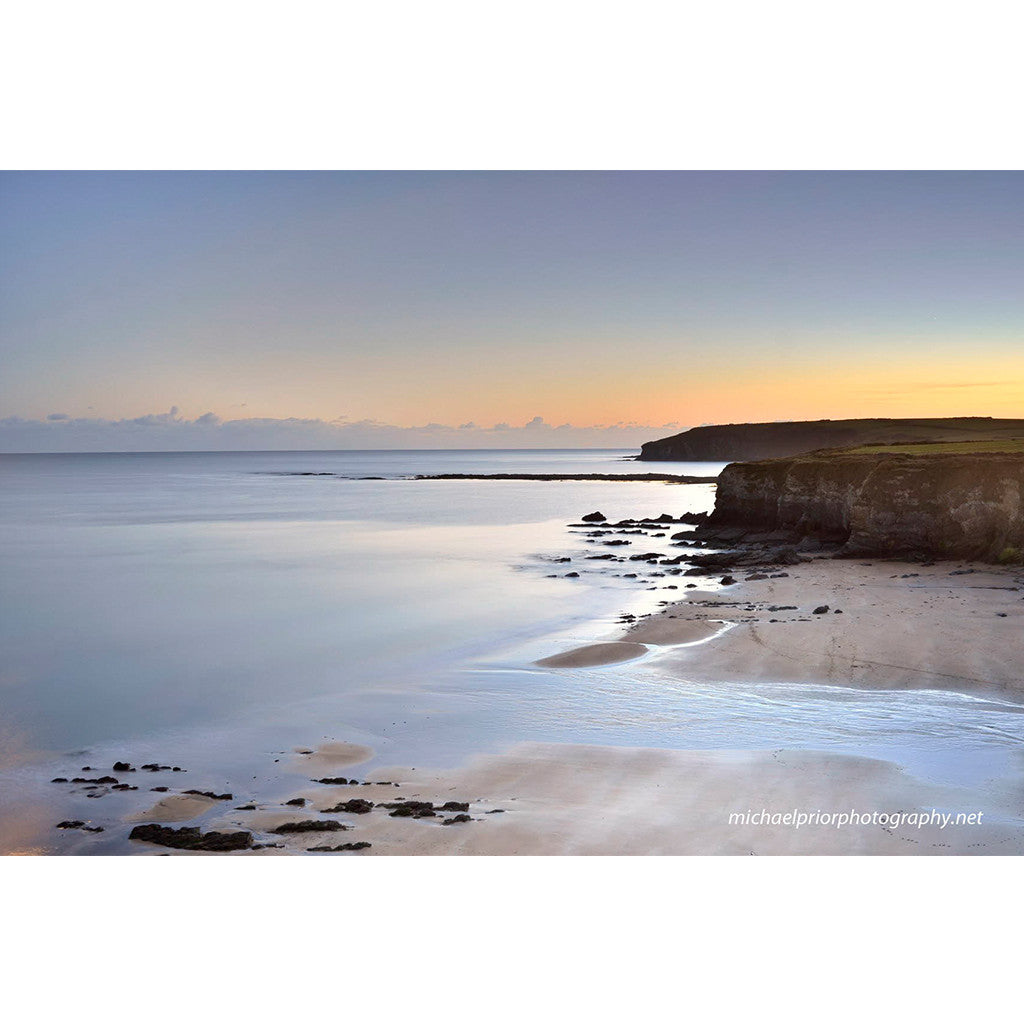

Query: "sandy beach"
<box><xmin>180</xmin><ymin>736</ymin><xmax>1024</xmax><ymax>856</ymax></box>
<box><xmin>624</xmin><ymin>558</ymin><xmax>1024</xmax><ymax>699</ymax></box>
<box><xmin>9</xmin><ymin>549</ymin><xmax>1023</xmax><ymax>857</ymax></box>
<box><xmin>123</xmin><ymin>556</ymin><xmax>1021</xmax><ymax>856</ymax></box>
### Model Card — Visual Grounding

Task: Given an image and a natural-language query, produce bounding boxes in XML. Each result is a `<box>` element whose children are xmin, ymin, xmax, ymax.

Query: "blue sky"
<box><xmin>2</xmin><ymin>171</ymin><xmax>1022</xmax><ymax>449</ymax></box>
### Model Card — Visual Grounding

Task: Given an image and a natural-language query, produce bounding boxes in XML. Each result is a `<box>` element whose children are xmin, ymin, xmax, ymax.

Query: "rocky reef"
<box><xmin>700</xmin><ymin>449</ymin><xmax>1024</xmax><ymax>562</ymax></box>
<box><xmin>639</xmin><ymin>417</ymin><xmax>1024</xmax><ymax>462</ymax></box>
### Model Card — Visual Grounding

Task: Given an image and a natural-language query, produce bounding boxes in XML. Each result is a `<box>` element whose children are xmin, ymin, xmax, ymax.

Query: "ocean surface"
<box><xmin>2</xmin><ymin>448</ymin><xmax>1024</xmax><ymax>853</ymax></box>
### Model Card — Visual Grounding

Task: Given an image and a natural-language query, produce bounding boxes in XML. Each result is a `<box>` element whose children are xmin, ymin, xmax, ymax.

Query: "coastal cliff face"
<box><xmin>639</xmin><ymin>417</ymin><xmax>1024</xmax><ymax>462</ymax></box>
<box><xmin>706</xmin><ymin>451</ymin><xmax>1024</xmax><ymax>561</ymax></box>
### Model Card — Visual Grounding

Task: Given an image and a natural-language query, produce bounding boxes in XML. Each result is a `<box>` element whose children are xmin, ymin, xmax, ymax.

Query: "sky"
<box><xmin>1</xmin><ymin>170</ymin><xmax>1022</xmax><ymax>450</ymax></box>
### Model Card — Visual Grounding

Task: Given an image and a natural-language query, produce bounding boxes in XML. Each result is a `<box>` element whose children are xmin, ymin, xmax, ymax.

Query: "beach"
<box><xmin>107</xmin><ymin>555</ymin><xmax>1024</xmax><ymax>857</ymax></box>
<box><xmin>3</xmin><ymin>451</ymin><xmax>1024</xmax><ymax>856</ymax></box>
<box><xmin>231</xmin><ymin>557</ymin><xmax>1024</xmax><ymax>856</ymax></box>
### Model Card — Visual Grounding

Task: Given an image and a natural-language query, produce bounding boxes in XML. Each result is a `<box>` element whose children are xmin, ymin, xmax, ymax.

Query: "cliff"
<box><xmin>702</xmin><ymin>449</ymin><xmax>1024</xmax><ymax>561</ymax></box>
<box><xmin>639</xmin><ymin>417</ymin><xmax>1024</xmax><ymax>462</ymax></box>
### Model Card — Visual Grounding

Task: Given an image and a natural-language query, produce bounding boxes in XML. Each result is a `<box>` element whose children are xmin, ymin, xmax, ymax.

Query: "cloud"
<box><xmin>0</xmin><ymin>410</ymin><xmax>686</xmax><ymax>453</ymax></box>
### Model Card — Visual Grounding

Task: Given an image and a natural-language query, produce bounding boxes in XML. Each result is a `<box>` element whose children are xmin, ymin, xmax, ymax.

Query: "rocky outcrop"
<box><xmin>702</xmin><ymin>451</ymin><xmax>1024</xmax><ymax>561</ymax></box>
<box><xmin>639</xmin><ymin>417</ymin><xmax>1024</xmax><ymax>462</ymax></box>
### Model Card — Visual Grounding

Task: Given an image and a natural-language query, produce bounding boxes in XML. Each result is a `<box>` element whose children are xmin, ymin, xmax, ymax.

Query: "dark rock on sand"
<box><xmin>271</xmin><ymin>820</ymin><xmax>349</xmax><ymax>834</ymax></box>
<box><xmin>183</xmin><ymin>789</ymin><xmax>233</xmax><ymax>800</ymax></box>
<box><xmin>112</xmin><ymin>762</ymin><xmax>133</xmax><ymax>772</ymax></box>
<box><xmin>439</xmin><ymin>801</ymin><xmax>470</xmax><ymax>812</ymax></box>
<box><xmin>129</xmin><ymin>823</ymin><xmax>253</xmax><ymax>851</ymax></box>
<box><xmin>383</xmin><ymin>800</ymin><xmax>436</xmax><ymax>818</ymax></box>
<box><xmin>581</xmin><ymin>512</ymin><xmax>607</xmax><ymax>522</ymax></box>
<box><xmin>314</xmin><ymin>777</ymin><xmax>351</xmax><ymax>785</ymax></box>
<box><xmin>51</xmin><ymin>778</ymin><xmax>68</xmax><ymax>784</ymax></box>
<box><xmin>442</xmin><ymin>814</ymin><xmax>472</xmax><ymax>825</ymax></box>
<box><xmin>720</xmin><ymin>576</ymin><xmax>737</xmax><ymax>585</ymax></box>
<box><xmin>56</xmin><ymin>820</ymin><xmax>104</xmax><ymax>833</ymax></box>
<box><xmin>320</xmin><ymin>798</ymin><xmax>374</xmax><ymax>814</ymax></box>
<box><xmin>284</xmin><ymin>798</ymin><xmax>306</xmax><ymax>807</ymax></box>
<box><xmin>813</xmin><ymin>605</ymin><xmax>830</xmax><ymax>614</ymax></box>
<box><xmin>308</xmin><ymin>842</ymin><xmax>372</xmax><ymax>852</ymax></box>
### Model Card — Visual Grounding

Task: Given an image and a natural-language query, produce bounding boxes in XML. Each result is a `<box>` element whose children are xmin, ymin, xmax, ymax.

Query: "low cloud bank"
<box><xmin>0</xmin><ymin>409</ymin><xmax>682</xmax><ymax>453</ymax></box>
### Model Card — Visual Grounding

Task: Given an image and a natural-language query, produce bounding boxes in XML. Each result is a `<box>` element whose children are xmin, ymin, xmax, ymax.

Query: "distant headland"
<box><xmin>638</xmin><ymin>417</ymin><xmax>1024</xmax><ymax>462</ymax></box>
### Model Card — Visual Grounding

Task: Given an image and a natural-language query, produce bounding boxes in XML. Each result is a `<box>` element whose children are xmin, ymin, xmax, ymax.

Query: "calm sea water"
<box><xmin>2</xmin><ymin>448</ymin><xmax>1024</xmax><ymax>852</ymax></box>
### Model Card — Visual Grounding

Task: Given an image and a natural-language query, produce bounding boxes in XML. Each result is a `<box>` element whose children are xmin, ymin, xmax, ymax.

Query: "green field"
<box><xmin>840</xmin><ymin>439</ymin><xmax>1024</xmax><ymax>456</ymax></box>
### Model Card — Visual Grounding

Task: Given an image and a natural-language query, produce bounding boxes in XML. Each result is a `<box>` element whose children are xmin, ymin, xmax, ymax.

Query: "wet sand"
<box><xmin>126</xmin><ymin>793</ymin><xmax>221</xmax><ymax>822</ymax></box>
<box><xmin>626</xmin><ymin>559</ymin><xmax>1024</xmax><ymax>699</ymax></box>
<box><xmin>536</xmin><ymin>641</ymin><xmax>648</xmax><ymax>668</ymax></box>
<box><xmin>234</xmin><ymin>742</ymin><xmax>1024</xmax><ymax>855</ymax></box>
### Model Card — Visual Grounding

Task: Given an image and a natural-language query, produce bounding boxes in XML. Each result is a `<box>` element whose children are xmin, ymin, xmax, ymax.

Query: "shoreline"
<box><xmin>638</xmin><ymin>557</ymin><xmax>1024</xmax><ymax>701</ymax></box>
<box><xmin>129</xmin><ymin>554</ymin><xmax>1024</xmax><ymax>856</ymax></box>
<box><xmin>10</xmin><ymin>553</ymin><xmax>1024</xmax><ymax>856</ymax></box>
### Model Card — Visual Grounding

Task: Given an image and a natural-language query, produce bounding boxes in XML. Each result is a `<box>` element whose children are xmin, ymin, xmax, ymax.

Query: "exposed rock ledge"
<box><xmin>699</xmin><ymin>450</ymin><xmax>1024</xmax><ymax>562</ymax></box>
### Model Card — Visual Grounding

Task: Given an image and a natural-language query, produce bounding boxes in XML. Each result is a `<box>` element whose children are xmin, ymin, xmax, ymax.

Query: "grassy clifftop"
<box><xmin>639</xmin><ymin>417</ymin><xmax>1024</xmax><ymax>462</ymax></box>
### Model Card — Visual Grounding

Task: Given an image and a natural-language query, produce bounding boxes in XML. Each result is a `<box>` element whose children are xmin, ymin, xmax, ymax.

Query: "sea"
<box><xmin>2</xmin><ymin>448</ymin><xmax>1024</xmax><ymax>853</ymax></box>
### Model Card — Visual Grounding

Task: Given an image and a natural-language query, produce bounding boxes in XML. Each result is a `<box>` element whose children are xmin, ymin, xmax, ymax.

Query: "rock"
<box><xmin>320</xmin><ymin>798</ymin><xmax>373</xmax><ymax>814</ymax></box>
<box><xmin>834</xmin><ymin>609</ymin><xmax>843</xmax><ymax>614</ymax></box>
<box><xmin>151</xmin><ymin>786</ymin><xmax>170</xmax><ymax>793</ymax></box>
<box><xmin>284</xmin><ymin>798</ymin><xmax>306</xmax><ymax>807</ymax></box>
<box><xmin>182</xmin><ymin>789</ymin><xmax>232</xmax><ymax>800</ymax></box>
<box><xmin>308</xmin><ymin>842</ymin><xmax>372</xmax><ymax>852</ymax></box>
<box><xmin>130</xmin><ymin>823</ymin><xmax>253</xmax><ymax>851</ymax></box>
<box><xmin>235</xmin><ymin>803</ymin><xmax>257</xmax><ymax>810</ymax></box>
<box><xmin>442</xmin><ymin>814</ymin><xmax>472</xmax><ymax>825</ymax></box>
<box><xmin>382</xmin><ymin>800</ymin><xmax>436</xmax><ymax>818</ymax></box>
<box><xmin>271</xmin><ymin>820</ymin><xmax>349</xmax><ymax>834</ymax></box>
<box><xmin>486</xmin><ymin>809</ymin><xmax>506</xmax><ymax>814</ymax></box>
<box><xmin>744</xmin><ymin>573</ymin><xmax>768</xmax><ymax>581</ymax></box>
<box><xmin>720</xmin><ymin>576</ymin><xmax>737</xmax><ymax>585</ymax></box>
<box><xmin>50</xmin><ymin>778</ymin><xmax>68</xmax><ymax>784</ymax></box>
<box><xmin>581</xmin><ymin>511</ymin><xmax>607</xmax><ymax>522</ymax></box>
<box><xmin>704</xmin><ymin>450</ymin><xmax>1024</xmax><ymax>561</ymax></box>
<box><xmin>439</xmin><ymin>801</ymin><xmax>469</xmax><ymax>812</ymax></box>
<box><xmin>314</xmin><ymin>777</ymin><xmax>350</xmax><ymax>785</ymax></box>
<box><xmin>564</xmin><ymin>572</ymin><xmax>580</xmax><ymax>578</ymax></box>
<box><xmin>112</xmin><ymin>762</ymin><xmax>133</xmax><ymax>772</ymax></box>
<box><xmin>812</xmin><ymin>605</ymin><xmax>830</xmax><ymax>614</ymax></box>
<box><xmin>56</xmin><ymin>820</ymin><xmax>85</xmax><ymax>829</ymax></box>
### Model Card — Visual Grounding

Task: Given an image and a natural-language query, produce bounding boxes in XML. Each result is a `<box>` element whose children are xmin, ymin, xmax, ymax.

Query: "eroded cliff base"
<box><xmin>700</xmin><ymin>448</ymin><xmax>1024</xmax><ymax>563</ymax></box>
